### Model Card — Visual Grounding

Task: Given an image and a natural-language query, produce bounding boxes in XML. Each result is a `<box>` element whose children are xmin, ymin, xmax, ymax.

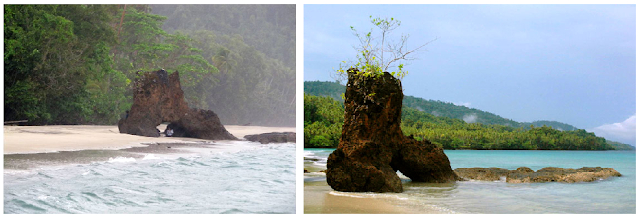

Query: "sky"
<box><xmin>304</xmin><ymin>4</ymin><xmax>636</xmax><ymax>145</ymax></box>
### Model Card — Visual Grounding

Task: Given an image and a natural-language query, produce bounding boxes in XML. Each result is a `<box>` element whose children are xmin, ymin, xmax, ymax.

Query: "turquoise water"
<box><xmin>304</xmin><ymin>148</ymin><xmax>636</xmax><ymax>213</ymax></box>
<box><xmin>4</xmin><ymin>142</ymin><xmax>296</xmax><ymax>214</ymax></box>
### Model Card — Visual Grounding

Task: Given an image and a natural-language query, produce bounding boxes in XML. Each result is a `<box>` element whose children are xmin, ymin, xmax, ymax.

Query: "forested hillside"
<box><xmin>305</xmin><ymin>81</ymin><xmax>578</xmax><ymax>130</ymax></box>
<box><xmin>304</xmin><ymin>93</ymin><xmax>631</xmax><ymax>150</ymax></box>
<box><xmin>150</xmin><ymin>5</ymin><xmax>295</xmax><ymax>126</ymax></box>
<box><xmin>5</xmin><ymin>5</ymin><xmax>294</xmax><ymax>126</ymax></box>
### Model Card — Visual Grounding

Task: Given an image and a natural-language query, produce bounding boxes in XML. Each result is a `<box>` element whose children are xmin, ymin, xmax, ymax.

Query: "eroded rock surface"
<box><xmin>454</xmin><ymin>167</ymin><xmax>621</xmax><ymax>183</ymax></box>
<box><xmin>118</xmin><ymin>70</ymin><xmax>236</xmax><ymax>140</ymax></box>
<box><xmin>326</xmin><ymin>69</ymin><xmax>459</xmax><ymax>193</ymax></box>
<box><xmin>245</xmin><ymin>132</ymin><xmax>295</xmax><ymax>144</ymax></box>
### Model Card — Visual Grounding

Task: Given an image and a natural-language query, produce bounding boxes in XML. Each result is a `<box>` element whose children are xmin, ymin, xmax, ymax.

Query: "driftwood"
<box><xmin>4</xmin><ymin>120</ymin><xmax>28</xmax><ymax>125</ymax></box>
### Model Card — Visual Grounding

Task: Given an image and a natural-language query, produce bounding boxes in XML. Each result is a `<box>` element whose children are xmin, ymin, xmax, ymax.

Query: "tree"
<box><xmin>4</xmin><ymin>5</ymin><xmax>124</xmax><ymax>124</ymax></box>
<box><xmin>335</xmin><ymin>16</ymin><xmax>436</xmax><ymax>82</ymax></box>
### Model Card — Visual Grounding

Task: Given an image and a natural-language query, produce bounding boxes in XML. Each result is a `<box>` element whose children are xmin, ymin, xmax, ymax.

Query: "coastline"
<box><xmin>304</xmin><ymin>179</ymin><xmax>445</xmax><ymax>214</ymax></box>
<box><xmin>3</xmin><ymin>125</ymin><xmax>295</xmax><ymax>155</ymax></box>
<box><xmin>304</xmin><ymin>148</ymin><xmax>636</xmax><ymax>214</ymax></box>
<box><xmin>4</xmin><ymin>125</ymin><xmax>297</xmax><ymax>213</ymax></box>
<box><xmin>304</xmin><ymin>149</ymin><xmax>445</xmax><ymax>214</ymax></box>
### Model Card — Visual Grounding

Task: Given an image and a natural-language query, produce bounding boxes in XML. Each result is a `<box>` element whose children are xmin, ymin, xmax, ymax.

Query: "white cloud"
<box><xmin>589</xmin><ymin>114</ymin><xmax>636</xmax><ymax>145</ymax></box>
<box><xmin>454</xmin><ymin>102</ymin><xmax>471</xmax><ymax>107</ymax></box>
<box><xmin>463</xmin><ymin>114</ymin><xmax>478</xmax><ymax>123</ymax></box>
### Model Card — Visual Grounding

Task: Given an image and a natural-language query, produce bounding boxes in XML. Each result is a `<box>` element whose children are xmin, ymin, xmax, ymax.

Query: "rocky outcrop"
<box><xmin>245</xmin><ymin>132</ymin><xmax>295</xmax><ymax>144</ymax></box>
<box><xmin>454</xmin><ymin>167</ymin><xmax>621</xmax><ymax>183</ymax></box>
<box><xmin>118</xmin><ymin>70</ymin><xmax>237</xmax><ymax>140</ymax></box>
<box><xmin>326</xmin><ymin>69</ymin><xmax>459</xmax><ymax>193</ymax></box>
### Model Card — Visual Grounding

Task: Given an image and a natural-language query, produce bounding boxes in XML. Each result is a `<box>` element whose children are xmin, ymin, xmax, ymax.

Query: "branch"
<box><xmin>384</xmin><ymin>37</ymin><xmax>437</xmax><ymax>71</ymax></box>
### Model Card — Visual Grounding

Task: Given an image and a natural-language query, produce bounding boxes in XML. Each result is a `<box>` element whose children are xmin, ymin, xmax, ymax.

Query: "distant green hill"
<box><xmin>305</xmin><ymin>81</ymin><xmax>577</xmax><ymax>130</ymax></box>
<box><xmin>606</xmin><ymin>140</ymin><xmax>636</xmax><ymax>150</ymax></box>
<box><xmin>303</xmin><ymin>80</ymin><xmax>345</xmax><ymax>101</ymax></box>
<box><xmin>304</xmin><ymin>81</ymin><xmax>634</xmax><ymax>150</ymax></box>
<box><xmin>304</xmin><ymin>93</ymin><xmax>623</xmax><ymax>150</ymax></box>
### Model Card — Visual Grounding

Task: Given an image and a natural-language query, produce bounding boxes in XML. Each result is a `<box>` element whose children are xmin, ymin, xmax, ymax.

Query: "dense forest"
<box><xmin>305</xmin><ymin>81</ymin><xmax>578</xmax><ymax>130</ymax></box>
<box><xmin>150</xmin><ymin>5</ymin><xmax>295</xmax><ymax>126</ymax></box>
<box><xmin>4</xmin><ymin>5</ymin><xmax>295</xmax><ymax>126</ymax></box>
<box><xmin>304</xmin><ymin>87</ymin><xmax>633</xmax><ymax>150</ymax></box>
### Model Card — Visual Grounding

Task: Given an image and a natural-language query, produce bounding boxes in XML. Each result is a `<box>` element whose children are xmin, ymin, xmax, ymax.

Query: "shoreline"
<box><xmin>3</xmin><ymin>125</ymin><xmax>295</xmax><ymax>155</ymax></box>
<box><xmin>304</xmin><ymin>148</ymin><xmax>636</xmax><ymax>214</ymax></box>
<box><xmin>304</xmin><ymin>180</ymin><xmax>445</xmax><ymax>214</ymax></box>
<box><xmin>303</xmin><ymin>147</ymin><xmax>632</xmax><ymax>151</ymax></box>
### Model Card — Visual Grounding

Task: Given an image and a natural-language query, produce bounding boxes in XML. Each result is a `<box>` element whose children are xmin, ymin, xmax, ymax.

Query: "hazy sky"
<box><xmin>304</xmin><ymin>4</ymin><xmax>636</xmax><ymax>145</ymax></box>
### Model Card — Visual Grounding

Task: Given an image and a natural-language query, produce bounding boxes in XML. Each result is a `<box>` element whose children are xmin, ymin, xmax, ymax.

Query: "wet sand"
<box><xmin>4</xmin><ymin>125</ymin><xmax>294</xmax><ymax>171</ymax></box>
<box><xmin>3</xmin><ymin>125</ymin><xmax>294</xmax><ymax>154</ymax></box>
<box><xmin>304</xmin><ymin>181</ymin><xmax>443</xmax><ymax>214</ymax></box>
<box><xmin>304</xmin><ymin>167</ymin><xmax>444</xmax><ymax>214</ymax></box>
<box><xmin>223</xmin><ymin>125</ymin><xmax>295</xmax><ymax>139</ymax></box>
<box><xmin>304</xmin><ymin>151</ymin><xmax>445</xmax><ymax>214</ymax></box>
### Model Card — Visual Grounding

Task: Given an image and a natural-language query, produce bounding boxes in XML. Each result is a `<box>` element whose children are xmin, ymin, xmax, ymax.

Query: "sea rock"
<box><xmin>118</xmin><ymin>70</ymin><xmax>237</xmax><ymax>140</ymax></box>
<box><xmin>326</xmin><ymin>69</ymin><xmax>459</xmax><ymax>193</ymax></box>
<box><xmin>304</xmin><ymin>157</ymin><xmax>320</xmax><ymax>161</ymax></box>
<box><xmin>454</xmin><ymin>167</ymin><xmax>621</xmax><ymax>183</ymax></box>
<box><xmin>453</xmin><ymin>167</ymin><xmax>512</xmax><ymax>181</ymax></box>
<box><xmin>245</xmin><ymin>132</ymin><xmax>295</xmax><ymax>144</ymax></box>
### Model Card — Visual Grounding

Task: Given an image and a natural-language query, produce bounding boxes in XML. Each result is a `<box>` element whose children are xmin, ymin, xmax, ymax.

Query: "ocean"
<box><xmin>304</xmin><ymin>148</ymin><xmax>636</xmax><ymax>214</ymax></box>
<box><xmin>4</xmin><ymin>141</ymin><xmax>296</xmax><ymax>214</ymax></box>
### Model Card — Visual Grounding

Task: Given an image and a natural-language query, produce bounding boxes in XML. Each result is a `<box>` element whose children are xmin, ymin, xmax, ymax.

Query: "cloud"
<box><xmin>463</xmin><ymin>114</ymin><xmax>478</xmax><ymax>123</ymax></box>
<box><xmin>454</xmin><ymin>102</ymin><xmax>471</xmax><ymax>107</ymax></box>
<box><xmin>589</xmin><ymin>114</ymin><xmax>636</xmax><ymax>145</ymax></box>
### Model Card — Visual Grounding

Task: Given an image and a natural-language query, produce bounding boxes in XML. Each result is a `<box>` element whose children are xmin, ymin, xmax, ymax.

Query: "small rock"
<box><xmin>245</xmin><ymin>132</ymin><xmax>295</xmax><ymax>144</ymax></box>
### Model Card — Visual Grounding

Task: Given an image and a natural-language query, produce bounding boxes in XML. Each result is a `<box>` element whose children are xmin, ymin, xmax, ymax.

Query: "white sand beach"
<box><xmin>3</xmin><ymin>125</ymin><xmax>295</xmax><ymax>154</ymax></box>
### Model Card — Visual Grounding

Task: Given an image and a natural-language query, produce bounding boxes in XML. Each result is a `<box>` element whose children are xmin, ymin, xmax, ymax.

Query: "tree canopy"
<box><xmin>304</xmin><ymin>82</ymin><xmax>631</xmax><ymax>150</ymax></box>
<box><xmin>4</xmin><ymin>4</ymin><xmax>295</xmax><ymax>127</ymax></box>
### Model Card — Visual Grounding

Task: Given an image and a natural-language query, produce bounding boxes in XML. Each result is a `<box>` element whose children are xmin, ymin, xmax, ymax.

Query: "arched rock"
<box><xmin>117</xmin><ymin>70</ymin><xmax>236</xmax><ymax>140</ymax></box>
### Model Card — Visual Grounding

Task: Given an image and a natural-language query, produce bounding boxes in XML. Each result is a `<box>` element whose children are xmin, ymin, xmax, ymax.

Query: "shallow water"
<box><xmin>304</xmin><ymin>148</ymin><xmax>636</xmax><ymax>214</ymax></box>
<box><xmin>4</xmin><ymin>141</ymin><xmax>296</xmax><ymax>214</ymax></box>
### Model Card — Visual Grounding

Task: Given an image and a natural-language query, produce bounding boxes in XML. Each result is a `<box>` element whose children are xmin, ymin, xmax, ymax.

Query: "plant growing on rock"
<box><xmin>335</xmin><ymin>16</ymin><xmax>435</xmax><ymax>82</ymax></box>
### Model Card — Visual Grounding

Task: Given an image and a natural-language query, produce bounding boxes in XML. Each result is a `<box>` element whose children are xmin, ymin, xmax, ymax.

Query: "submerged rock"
<box><xmin>454</xmin><ymin>167</ymin><xmax>621</xmax><ymax>183</ymax></box>
<box><xmin>245</xmin><ymin>132</ymin><xmax>295</xmax><ymax>144</ymax></box>
<box><xmin>326</xmin><ymin>69</ymin><xmax>459</xmax><ymax>193</ymax></box>
<box><xmin>118</xmin><ymin>70</ymin><xmax>237</xmax><ymax>140</ymax></box>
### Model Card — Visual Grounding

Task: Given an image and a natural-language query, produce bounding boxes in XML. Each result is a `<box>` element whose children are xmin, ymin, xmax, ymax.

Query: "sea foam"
<box><xmin>107</xmin><ymin>156</ymin><xmax>136</xmax><ymax>163</ymax></box>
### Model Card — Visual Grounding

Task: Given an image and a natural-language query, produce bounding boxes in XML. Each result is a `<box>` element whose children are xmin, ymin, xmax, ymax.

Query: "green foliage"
<box><xmin>305</xmin><ymin>81</ymin><xmax>579</xmax><ymax>130</ymax></box>
<box><xmin>303</xmin><ymin>81</ymin><xmax>346</xmax><ymax>101</ymax></box>
<box><xmin>150</xmin><ymin>5</ymin><xmax>296</xmax><ymax>126</ymax></box>
<box><xmin>152</xmin><ymin>5</ymin><xmax>295</xmax><ymax>68</ymax></box>
<box><xmin>304</xmin><ymin>94</ymin><xmax>344</xmax><ymax>148</ymax></box>
<box><xmin>5</xmin><ymin>5</ymin><xmax>294</xmax><ymax>127</ymax></box>
<box><xmin>4</xmin><ymin>5</ymin><xmax>123</xmax><ymax>124</ymax></box>
<box><xmin>304</xmin><ymin>86</ymin><xmax>617</xmax><ymax>150</ymax></box>
<box><xmin>606</xmin><ymin>140</ymin><xmax>635</xmax><ymax>150</ymax></box>
<box><xmin>336</xmin><ymin>16</ymin><xmax>432</xmax><ymax>82</ymax></box>
<box><xmin>4</xmin><ymin>5</ymin><xmax>221</xmax><ymax>125</ymax></box>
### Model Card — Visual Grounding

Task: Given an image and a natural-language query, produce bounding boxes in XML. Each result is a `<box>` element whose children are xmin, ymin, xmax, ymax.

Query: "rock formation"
<box><xmin>245</xmin><ymin>132</ymin><xmax>295</xmax><ymax>144</ymax></box>
<box><xmin>326</xmin><ymin>69</ymin><xmax>459</xmax><ymax>193</ymax></box>
<box><xmin>454</xmin><ymin>167</ymin><xmax>621</xmax><ymax>183</ymax></box>
<box><xmin>118</xmin><ymin>70</ymin><xmax>237</xmax><ymax>140</ymax></box>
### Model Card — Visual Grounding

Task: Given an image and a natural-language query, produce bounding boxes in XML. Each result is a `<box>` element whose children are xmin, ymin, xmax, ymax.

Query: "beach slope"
<box><xmin>3</xmin><ymin>125</ymin><xmax>295</xmax><ymax>154</ymax></box>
